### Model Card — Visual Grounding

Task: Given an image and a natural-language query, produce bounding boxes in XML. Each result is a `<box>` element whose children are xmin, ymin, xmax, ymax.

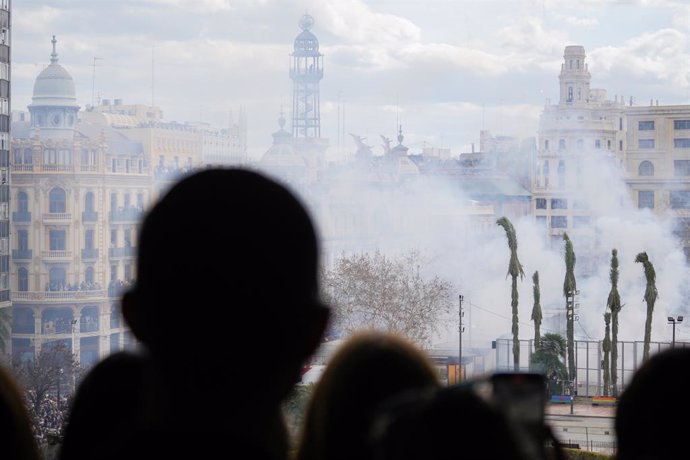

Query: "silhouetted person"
<box><xmin>615</xmin><ymin>347</ymin><xmax>690</xmax><ymax>460</ymax></box>
<box><xmin>371</xmin><ymin>384</ymin><xmax>527</xmax><ymax>460</ymax></box>
<box><xmin>0</xmin><ymin>364</ymin><xmax>41</xmax><ymax>460</ymax></box>
<box><xmin>295</xmin><ymin>330</ymin><xmax>440</xmax><ymax>460</ymax></box>
<box><xmin>59</xmin><ymin>168</ymin><xmax>329</xmax><ymax>460</ymax></box>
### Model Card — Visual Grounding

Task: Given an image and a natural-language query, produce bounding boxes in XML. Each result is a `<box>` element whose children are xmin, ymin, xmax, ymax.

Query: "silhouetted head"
<box><xmin>123</xmin><ymin>168</ymin><xmax>329</xmax><ymax>397</ymax></box>
<box><xmin>615</xmin><ymin>347</ymin><xmax>690</xmax><ymax>460</ymax></box>
<box><xmin>296</xmin><ymin>331</ymin><xmax>440</xmax><ymax>460</ymax></box>
<box><xmin>371</xmin><ymin>385</ymin><xmax>525</xmax><ymax>460</ymax></box>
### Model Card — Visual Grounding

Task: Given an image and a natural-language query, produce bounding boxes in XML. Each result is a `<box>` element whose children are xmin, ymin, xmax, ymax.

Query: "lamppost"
<box><xmin>667</xmin><ymin>315</ymin><xmax>684</xmax><ymax>348</ymax></box>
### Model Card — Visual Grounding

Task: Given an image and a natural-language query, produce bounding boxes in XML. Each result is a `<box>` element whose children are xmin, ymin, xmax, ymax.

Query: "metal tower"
<box><xmin>290</xmin><ymin>14</ymin><xmax>323</xmax><ymax>139</ymax></box>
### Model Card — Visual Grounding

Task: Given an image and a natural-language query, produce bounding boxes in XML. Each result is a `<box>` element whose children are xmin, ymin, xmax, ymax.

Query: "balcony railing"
<box><xmin>12</xmin><ymin>211</ymin><xmax>31</xmax><ymax>222</ymax></box>
<box><xmin>109</xmin><ymin>208</ymin><xmax>143</xmax><ymax>222</ymax></box>
<box><xmin>41</xmin><ymin>250</ymin><xmax>72</xmax><ymax>260</ymax></box>
<box><xmin>108</xmin><ymin>246</ymin><xmax>136</xmax><ymax>258</ymax></box>
<box><xmin>12</xmin><ymin>249</ymin><xmax>32</xmax><ymax>260</ymax></box>
<box><xmin>43</xmin><ymin>212</ymin><xmax>72</xmax><ymax>222</ymax></box>
<box><xmin>82</xmin><ymin>211</ymin><xmax>98</xmax><ymax>222</ymax></box>
<box><xmin>81</xmin><ymin>248</ymin><xmax>99</xmax><ymax>260</ymax></box>
<box><xmin>12</xmin><ymin>290</ymin><xmax>106</xmax><ymax>301</ymax></box>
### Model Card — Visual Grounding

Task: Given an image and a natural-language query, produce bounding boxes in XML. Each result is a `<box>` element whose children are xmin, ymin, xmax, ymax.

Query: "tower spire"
<box><xmin>50</xmin><ymin>35</ymin><xmax>58</xmax><ymax>64</ymax></box>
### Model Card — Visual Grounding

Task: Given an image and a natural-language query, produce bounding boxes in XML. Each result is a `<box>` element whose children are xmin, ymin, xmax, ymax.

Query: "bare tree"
<box><xmin>323</xmin><ymin>250</ymin><xmax>454</xmax><ymax>347</ymax></box>
<box><xmin>12</xmin><ymin>341</ymin><xmax>78</xmax><ymax>415</ymax></box>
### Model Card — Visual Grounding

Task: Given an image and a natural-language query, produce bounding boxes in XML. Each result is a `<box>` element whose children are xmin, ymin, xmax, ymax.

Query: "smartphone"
<box><xmin>490</xmin><ymin>372</ymin><xmax>548</xmax><ymax>460</ymax></box>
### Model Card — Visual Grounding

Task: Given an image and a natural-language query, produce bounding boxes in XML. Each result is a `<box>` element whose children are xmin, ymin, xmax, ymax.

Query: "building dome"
<box><xmin>29</xmin><ymin>36</ymin><xmax>79</xmax><ymax>109</ymax></box>
<box><xmin>293</xmin><ymin>14</ymin><xmax>320</xmax><ymax>56</ymax></box>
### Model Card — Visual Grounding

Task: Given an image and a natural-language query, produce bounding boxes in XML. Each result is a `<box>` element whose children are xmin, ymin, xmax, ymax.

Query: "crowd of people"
<box><xmin>45</xmin><ymin>281</ymin><xmax>102</xmax><ymax>292</ymax></box>
<box><xmin>1</xmin><ymin>167</ymin><xmax>687</xmax><ymax>460</ymax></box>
<box><xmin>26</xmin><ymin>392</ymin><xmax>69</xmax><ymax>446</ymax></box>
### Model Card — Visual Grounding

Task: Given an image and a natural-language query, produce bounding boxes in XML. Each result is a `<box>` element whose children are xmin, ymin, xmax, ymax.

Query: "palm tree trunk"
<box><xmin>611</xmin><ymin>313</ymin><xmax>619</xmax><ymax>397</ymax></box>
<box><xmin>512</xmin><ymin>275</ymin><xmax>520</xmax><ymax>371</ymax></box>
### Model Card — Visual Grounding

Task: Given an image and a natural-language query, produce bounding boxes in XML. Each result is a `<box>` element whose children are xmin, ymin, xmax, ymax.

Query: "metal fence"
<box><xmin>493</xmin><ymin>338</ymin><xmax>689</xmax><ymax>395</ymax></box>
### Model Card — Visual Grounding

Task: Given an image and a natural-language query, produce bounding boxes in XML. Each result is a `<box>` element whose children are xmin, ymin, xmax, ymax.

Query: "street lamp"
<box><xmin>667</xmin><ymin>316</ymin><xmax>684</xmax><ymax>349</ymax></box>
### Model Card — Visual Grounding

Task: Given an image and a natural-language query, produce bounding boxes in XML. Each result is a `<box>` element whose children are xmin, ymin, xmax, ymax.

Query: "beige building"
<box><xmin>10</xmin><ymin>39</ymin><xmax>148</xmax><ymax>364</ymax></box>
<box><xmin>534</xmin><ymin>45</ymin><xmax>690</xmax><ymax>258</ymax></box>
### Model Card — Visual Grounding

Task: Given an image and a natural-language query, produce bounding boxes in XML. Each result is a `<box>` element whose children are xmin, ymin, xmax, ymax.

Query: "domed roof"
<box><xmin>293</xmin><ymin>14</ymin><xmax>320</xmax><ymax>56</ymax></box>
<box><xmin>29</xmin><ymin>36</ymin><xmax>79</xmax><ymax>108</ymax></box>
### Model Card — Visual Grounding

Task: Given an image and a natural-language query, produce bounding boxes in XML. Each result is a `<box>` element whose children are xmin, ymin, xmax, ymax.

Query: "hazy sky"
<box><xmin>11</xmin><ymin>0</ymin><xmax>690</xmax><ymax>159</ymax></box>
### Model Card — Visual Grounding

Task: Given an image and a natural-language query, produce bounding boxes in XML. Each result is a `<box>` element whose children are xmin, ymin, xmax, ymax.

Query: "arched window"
<box><xmin>17</xmin><ymin>191</ymin><xmax>28</xmax><ymax>213</ymax></box>
<box><xmin>18</xmin><ymin>267</ymin><xmax>28</xmax><ymax>291</ymax></box>
<box><xmin>567</xmin><ymin>87</ymin><xmax>573</xmax><ymax>102</ymax></box>
<box><xmin>85</xmin><ymin>192</ymin><xmax>94</xmax><ymax>212</ymax></box>
<box><xmin>639</xmin><ymin>160</ymin><xmax>654</xmax><ymax>177</ymax></box>
<box><xmin>49</xmin><ymin>187</ymin><xmax>66</xmax><ymax>213</ymax></box>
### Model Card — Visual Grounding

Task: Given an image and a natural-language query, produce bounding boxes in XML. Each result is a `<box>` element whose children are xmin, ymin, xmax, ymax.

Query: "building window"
<box><xmin>638</xmin><ymin>121</ymin><xmax>655</xmax><ymax>131</ymax></box>
<box><xmin>536</xmin><ymin>216</ymin><xmax>546</xmax><ymax>228</ymax></box>
<box><xmin>18</xmin><ymin>230</ymin><xmax>28</xmax><ymax>251</ymax></box>
<box><xmin>535</xmin><ymin>198</ymin><xmax>547</xmax><ymax>209</ymax></box>
<box><xmin>567</xmin><ymin>87</ymin><xmax>573</xmax><ymax>102</ymax></box>
<box><xmin>49</xmin><ymin>188</ymin><xmax>66</xmax><ymax>213</ymax></box>
<box><xmin>551</xmin><ymin>198</ymin><xmax>568</xmax><ymax>209</ymax></box>
<box><xmin>673</xmin><ymin>120</ymin><xmax>690</xmax><ymax>130</ymax></box>
<box><xmin>595</xmin><ymin>139</ymin><xmax>601</xmax><ymax>149</ymax></box>
<box><xmin>573</xmin><ymin>200</ymin><xmax>589</xmax><ymax>210</ymax></box>
<box><xmin>85</xmin><ymin>229</ymin><xmax>94</xmax><ymax>250</ymax></box>
<box><xmin>558</xmin><ymin>160</ymin><xmax>566</xmax><ymax>187</ymax></box>
<box><xmin>674</xmin><ymin>160</ymin><xmax>690</xmax><ymax>176</ymax></box>
<box><xmin>110</xmin><ymin>264</ymin><xmax>117</xmax><ymax>281</ymax></box>
<box><xmin>639</xmin><ymin>191</ymin><xmax>654</xmax><ymax>209</ymax></box>
<box><xmin>49</xmin><ymin>267</ymin><xmax>66</xmax><ymax>287</ymax></box>
<box><xmin>17</xmin><ymin>191</ymin><xmax>28</xmax><ymax>213</ymax></box>
<box><xmin>543</xmin><ymin>161</ymin><xmax>549</xmax><ymax>176</ymax></box>
<box><xmin>84</xmin><ymin>192</ymin><xmax>94</xmax><ymax>214</ymax></box>
<box><xmin>18</xmin><ymin>267</ymin><xmax>28</xmax><ymax>292</ymax></box>
<box><xmin>573</xmin><ymin>216</ymin><xmax>591</xmax><ymax>228</ymax></box>
<box><xmin>619</xmin><ymin>118</ymin><xmax>623</xmax><ymax>131</ymax></box>
<box><xmin>544</xmin><ymin>140</ymin><xmax>549</xmax><ymax>151</ymax></box>
<box><xmin>110</xmin><ymin>229</ymin><xmax>117</xmax><ymax>247</ymax></box>
<box><xmin>638</xmin><ymin>139</ymin><xmax>655</xmax><ymax>149</ymax></box>
<box><xmin>607</xmin><ymin>140</ymin><xmax>612</xmax><ymax>150</ymax></box>
<box><xmin>674</xmin><ymin>138</ymin><xmax>690</xmax><ymax>148</ymax></box>
<box><xmin>558</xmin><ymin>139</ymin><xmax>566</xmax><ymax>151</ymax></box>
<box><xmin>551</xmin><ymin>216</ymin><xmax>567</xmax><ymax>228</ymax></box>
<box><xmin>86</xmin><ymin>266</ymin><xmax>94</xmax><ymax>285</ymax></box>
<box><xmin>670</xmin><ymin>191</ymin><xmax>690</xmax><ymax>209</ymax></box>
<box><xmin>49</xmin><ymin>230</ymin><xmax>66</xmax><ymax>250</ymax></box>
<box><xmin>619</xmin><ymin>140</ymin><xmax>623</xmax><ymax>151</ymax></box>
<box><xmin>110</xmin><ymin>193</ymin><xmax>117</xmax><ymax>213</ymax></box>
<box><xmin>639</xmin><ymin>161</ymin><xmax>655</xmax><ymax>176</ymax></box>
<box><xmin>576</xmin><ymin>139</ymin><xmax>583</xmax><ymax>150</ymax></box>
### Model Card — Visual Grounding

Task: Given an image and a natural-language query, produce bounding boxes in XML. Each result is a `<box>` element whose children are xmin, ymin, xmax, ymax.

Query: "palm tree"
<box><xmin>635</xmin><ymin>252</ymin><xmax>658</xmax><ymax>362</ymax></box>
<box><xmin>562</xmin><ymin>233</ymin><xmax>577</xmax><ymax>382</ymax></box>
<box><xmin>607</xmin><ymin>249</ymin><xmax>623</xmax><ymax>397</ymax></box>
<box><xmin>602</xmin><ymin>311</ymin><xmax>611</xmax><ymax>396</ymax></box>
<box><xmin>531</xmin><ymin>271</ymin><xmax>542</xmax><ymax>353</ymax></box>
<box><xmin>530</xmin><ymin>333</ymin><xmax>568</xmax><ymax>395</ymax></box>
<box><xmin>497</xmin><ymin>216</ymin><xmax>525</xmax><ymax>371</ymax></box>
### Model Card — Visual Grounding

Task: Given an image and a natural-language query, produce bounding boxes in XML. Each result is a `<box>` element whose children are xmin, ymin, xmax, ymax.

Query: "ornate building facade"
<box><xmin>10</xmin><ymin>38</ymin><xmax>148</xmax><ymax>364</ymax></box>
<box><xmin>534</xmin><ymin>45</ymin><xmax>690</xmax><ymax>258</ymax></box>
<box><xmin>0</xmin><ymin>0</ymin><xmax>10</xmax><ymax>318</ymax></box>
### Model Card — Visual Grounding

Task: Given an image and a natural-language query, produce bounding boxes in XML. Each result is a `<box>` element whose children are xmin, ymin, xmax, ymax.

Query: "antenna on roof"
<box><xmin>91</xmin><ymin>57</ymin><xmax>103</xmax><ymax>110</ymax></box>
